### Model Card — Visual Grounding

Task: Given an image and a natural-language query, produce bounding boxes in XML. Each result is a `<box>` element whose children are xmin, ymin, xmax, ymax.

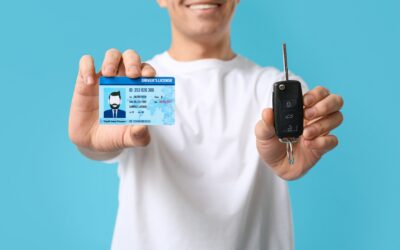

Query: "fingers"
<box><xmin>121</xmin><ymin>50</ymin><xmax>156</xmax><ymax>78</ymax></box>
<box><xmin>122</xmin><ymin>49</ymin><xmax>142</xmax><ymax>78</ymax></box>
<box><xmin>123</xmin><ymin>125</ymin><xmax>151</xmax><ymax>147</ymax></box>
<box><xmin>102</xmin><ymin>48</ymin><xmax>122</xmax><ymax>76</ymax></box>
<box><xmin>304</xmin><ymin>93</ymin><xmax>344</xmax><ymax>120</ymax></box>
<box><xmin>303</xmin><ymin>134</ymin><xmax>339</xmax><ymax>152</ymax></box>
<box><xmin>79</xmin><ymin>55</ymin><xmax>96</xmax><ymax>85</ymax></box>
<box><xmin>74</xmin><ymin>55</ymin><xmax>99</xmax><ymax>97</ymax></box>
<box><xmin>303</xmin><ymin>86</ymin><xmax>330</xmax><ymax>107</ymax></box>
<box><xmin>303</xmin><ymin>111</ymin><xmax>343</xmax><ymax>140</ymax></box>
<box><xmin>99</xmin><ymin>48</ymin><xmax>157</xmax><ymax>79</ymax></box>
<box><xmin>255</xmin><ymin>108</ymin><xmax>276</xmax><ymax>141</ymax></box>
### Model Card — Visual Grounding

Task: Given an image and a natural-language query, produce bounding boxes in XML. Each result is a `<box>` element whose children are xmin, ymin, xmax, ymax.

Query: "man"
<box><xmin>104</xmin><ymin>91</ymin><xmax>126</xmax><ymax>118</ymax></box>
<box><xmin>69</xmin><ymin>0</ymin><xmax>344</xmax><ymax>249</ymax></box>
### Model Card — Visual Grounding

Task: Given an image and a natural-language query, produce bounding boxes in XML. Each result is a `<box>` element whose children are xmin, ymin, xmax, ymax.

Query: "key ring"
<box><xmin>279</xmin><ymin>137</ymin><xmax>297</xmax><ymax>165</ymax></box>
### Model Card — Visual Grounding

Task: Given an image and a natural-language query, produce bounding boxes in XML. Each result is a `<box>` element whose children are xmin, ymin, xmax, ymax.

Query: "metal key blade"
<box><xmin>283</xmin><ymin>43</ymin><xmax>289</xmax><ymax>81</ymax></box>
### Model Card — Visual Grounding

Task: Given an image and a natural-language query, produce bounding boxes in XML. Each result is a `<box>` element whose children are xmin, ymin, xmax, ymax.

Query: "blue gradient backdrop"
<box><xmin>0</xmin><ymin>0</ymin><xmax>398</xmax><ymax>249</ymax></box>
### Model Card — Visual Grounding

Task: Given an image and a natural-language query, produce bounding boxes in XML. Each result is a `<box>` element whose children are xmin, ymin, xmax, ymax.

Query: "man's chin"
<box><xmin>186</xmin><ymin>22</ymin><xmax>225</xmax><ymax>38</ymax></box>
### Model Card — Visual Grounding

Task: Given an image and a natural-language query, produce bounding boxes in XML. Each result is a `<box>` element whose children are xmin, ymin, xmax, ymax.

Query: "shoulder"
<box><xmin>235</xmin><ymin>55</ymin><xmax>309</xmax><ymax>108</ymax></box>
<box><xmin>233</xmin><ymin>55</ymin><xmax>285</xmax><ymax>84</ymax></box>
<box><xmin>235</xmin><ymin>55</ymin><xmax>282</xmax><ymax>79</ymax></box>
<box><xmin>145</xmin><ymin>52</ymin><xmax>165</xmax><ymax>69</ymax></box>
<box><xmin>238</xmin><ymin>55</ymin><xmax>309</xmax><ymax>93</ymax></box>
<box><xmin>236</xmin><ymin>54</ymin><xmax>308</xmax><ymax>85</ymax></box>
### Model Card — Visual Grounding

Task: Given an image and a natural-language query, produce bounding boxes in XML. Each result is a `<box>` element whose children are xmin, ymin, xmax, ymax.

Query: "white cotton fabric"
<box><xmin>106</xmin><ymin>51</ymin><xmax>308</xmax><ymax>250</ymax></box>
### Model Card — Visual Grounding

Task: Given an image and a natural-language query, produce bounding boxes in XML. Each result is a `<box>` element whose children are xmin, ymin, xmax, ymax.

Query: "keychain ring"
<box><xmin>279</xmin><ymin>137</ymin><xmax>296</xmax><ymax>165</ymax></box>
<box><xmin>286</xmin><ymin>141</ymin><xmax>294</xmax><ymax>165</ymax></box>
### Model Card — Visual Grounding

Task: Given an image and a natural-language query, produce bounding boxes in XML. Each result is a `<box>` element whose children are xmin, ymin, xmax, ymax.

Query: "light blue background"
<box><xmin>0</xmin><ymin>0</ymin><xmax>398</xmax><ymax>249</ymax></box>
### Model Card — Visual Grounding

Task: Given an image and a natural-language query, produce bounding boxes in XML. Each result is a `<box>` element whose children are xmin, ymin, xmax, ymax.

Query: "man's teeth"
<box><xmin>189</xmin><ymin>4</ymin><xmax>219</xmax><ymax>10</ymax></box>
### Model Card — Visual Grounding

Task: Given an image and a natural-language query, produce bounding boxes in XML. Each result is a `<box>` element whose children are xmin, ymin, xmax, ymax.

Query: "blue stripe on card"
<box><xmin>100</xmin><ymin>77</ymin><xmax>175</xmax><ymax>85</ymax></box>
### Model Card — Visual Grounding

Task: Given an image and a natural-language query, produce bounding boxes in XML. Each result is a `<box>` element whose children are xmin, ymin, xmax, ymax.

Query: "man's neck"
<box><xmin>168</xmin><ymin>28</ymin><xmax>235</xmax><ymax>61</ymax></box>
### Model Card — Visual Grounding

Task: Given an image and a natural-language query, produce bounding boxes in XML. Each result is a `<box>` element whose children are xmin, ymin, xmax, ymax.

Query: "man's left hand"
<box><xmin>255</xmin><ymin>86</ymin><xmax>344</xmax><ymax>180</ymax></box>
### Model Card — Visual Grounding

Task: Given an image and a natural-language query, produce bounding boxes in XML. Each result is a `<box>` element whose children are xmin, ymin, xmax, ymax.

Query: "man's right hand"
<box><xmin>69</xmin><ymin>49</ymin><xmax>155</xmax><ymax>156</ymax></box>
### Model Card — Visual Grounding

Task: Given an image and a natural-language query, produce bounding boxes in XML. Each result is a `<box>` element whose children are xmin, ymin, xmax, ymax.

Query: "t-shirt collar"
<box><xmin>156</xmin><ymin>51</ymin><xmax>242</xmax><ymax>73</ymax></box>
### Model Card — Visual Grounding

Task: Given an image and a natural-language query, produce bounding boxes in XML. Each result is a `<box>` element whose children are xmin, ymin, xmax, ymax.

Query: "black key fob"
<box><xmin>273</xmin><ymin>80</ymin><xmax>304</xmax><ymax>139</ymax></box>
<box><xmin>272</xmin><ymin>43</ymin><xmax>304</xmax><ymax>165</ymax></box>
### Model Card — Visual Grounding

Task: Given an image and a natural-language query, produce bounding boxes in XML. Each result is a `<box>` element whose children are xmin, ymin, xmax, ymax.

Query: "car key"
<box><xmin>272</xmin><ymin>43</ymin><xmax>304</xmax><ymax>165</ymax></box>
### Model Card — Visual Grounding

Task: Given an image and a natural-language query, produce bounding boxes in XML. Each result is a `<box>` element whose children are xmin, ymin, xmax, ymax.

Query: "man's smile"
<box><xmin>184</xmin><ymin>1</ymin><xmax>224</xmax><ymax>14</ymax></box>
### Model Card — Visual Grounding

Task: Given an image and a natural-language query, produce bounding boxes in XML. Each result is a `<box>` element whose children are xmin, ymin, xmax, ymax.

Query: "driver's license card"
<box><xmin>99</xmin><ymin>76</ymin><xmax>175</xmax><ymax>125</ymax></box>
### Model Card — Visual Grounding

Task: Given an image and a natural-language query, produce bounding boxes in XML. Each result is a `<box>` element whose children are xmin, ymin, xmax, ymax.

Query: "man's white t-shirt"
<box><xmin>105</xmin><ymin>51</ymin><xmax>308</xmax><ymax>250</ymax></box>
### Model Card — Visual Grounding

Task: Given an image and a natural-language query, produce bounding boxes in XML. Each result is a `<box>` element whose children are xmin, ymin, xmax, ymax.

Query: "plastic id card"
<box><xmin>99</xmin><ymin>76</ymin><xmax>175</xmax><ymax>125</ymax></box>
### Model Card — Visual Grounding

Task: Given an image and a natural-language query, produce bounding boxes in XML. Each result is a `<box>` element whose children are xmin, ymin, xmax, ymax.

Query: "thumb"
<box><xmin>255</xmin><ymin>108</ymin><xmax>277</xmax><ymax>141</ymax></box>
<box><xmin>123</xmin><ymin>125</ymin><xmax>151</xmax><ymax>147</ymax></box>
<box><xmin>255</xmin><ymin>108</ymin><xmax>287</xmax><ymax>169</ymax></box>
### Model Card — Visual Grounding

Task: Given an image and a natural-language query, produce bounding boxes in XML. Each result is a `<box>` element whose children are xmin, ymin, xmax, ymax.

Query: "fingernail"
<box><xmin>86</xmin><ymin>75</ymin><xmax>95</xmax><ymax>85</ymax></box>
<box><xmin>305</xmin><ymin>108</ymin><xmax>315</xmax><ymax>119</ymax></box>
<box><xmin>304</xmin><ymin>95</ymin><xmax>314</xmax><ymax>106</ymax></box>
<box><xmin>105</xmin><ymin>65</ymin><xmax>116</xmax><ymax>75</ymax></box>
